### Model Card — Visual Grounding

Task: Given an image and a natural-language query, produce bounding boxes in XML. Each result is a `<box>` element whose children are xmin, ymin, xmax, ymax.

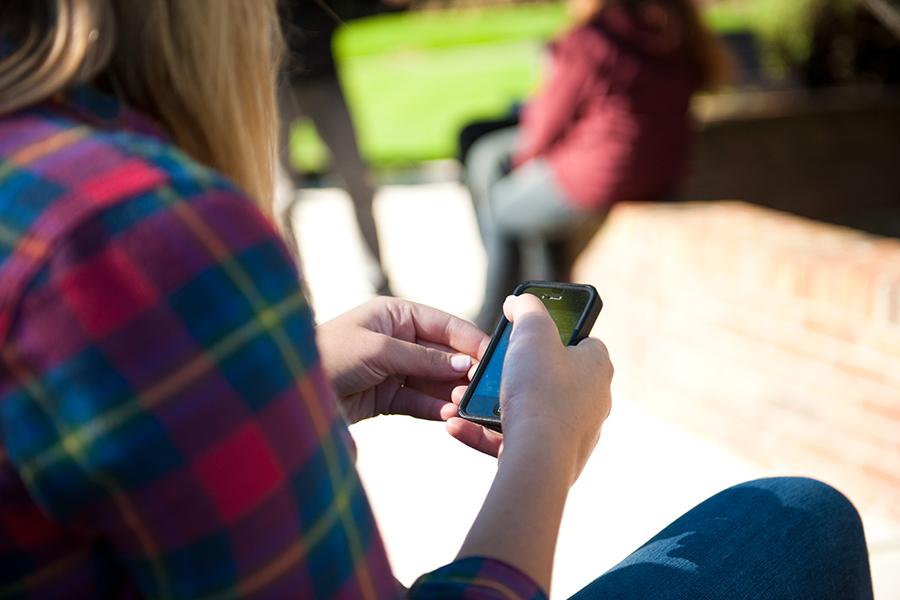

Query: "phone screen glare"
<box><xmin>464</xmin><ymin>326</ymin><xmax>511</xmax><ymax>418</ymax></box>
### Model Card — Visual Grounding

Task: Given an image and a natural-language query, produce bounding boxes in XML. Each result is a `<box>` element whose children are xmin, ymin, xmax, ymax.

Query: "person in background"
<box><xmin>467</xmin><ymin>0</ymin><xmax>732</xmax><ymax>330</ymax></box>
<box><xmin>278</xmin><ymin>0</ymin><xmax>400</xmax><ymax>295</ymax></box>
<box><xmin>0</xmin><ymin>1</ymin><xmax>874</xmax><ymax>598</ymax></box>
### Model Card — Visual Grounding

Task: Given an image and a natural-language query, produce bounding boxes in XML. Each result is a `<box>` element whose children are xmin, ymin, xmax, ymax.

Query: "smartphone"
<box><xmin>458</xmin><ymin>281</ymin><xmax>602</xmax><ymax>432</ymax></box>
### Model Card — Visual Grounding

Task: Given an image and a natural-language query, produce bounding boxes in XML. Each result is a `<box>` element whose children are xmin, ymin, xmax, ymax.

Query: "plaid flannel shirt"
<box><xmin>0</xmin><ymin>86</ymin><xmax>546</xmax><ymax>600</ymax></box>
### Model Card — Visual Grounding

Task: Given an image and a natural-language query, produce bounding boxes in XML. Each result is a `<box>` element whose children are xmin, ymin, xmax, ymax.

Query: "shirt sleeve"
<box><xmin>409</xmin><ymin>557</ymin><xmax>548</xmax><ymax>599</ymax></box>
<box><xmin>0</xmin><ymin>184</ymin><xmax>398</xmax><ymax>598</ymax></box>
<box><xmin>514</xmin><ymin>31</ymin><xmax>606</xmax><ymax>166</ymax></box>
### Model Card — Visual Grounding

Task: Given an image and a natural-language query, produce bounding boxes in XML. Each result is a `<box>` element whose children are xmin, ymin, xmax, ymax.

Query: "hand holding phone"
<box><xmin>459</xmin><ymin>282</ymin><xmax>603</xmax><ymax>432</ymax></box>
<box><xmin>449</xmin><ymin>284</ymin><xmax>612</xmax><ymax>483</ymax></box>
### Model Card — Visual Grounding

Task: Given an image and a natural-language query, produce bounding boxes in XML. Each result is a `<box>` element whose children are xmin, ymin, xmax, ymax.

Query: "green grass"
<box><xmin>290</xmin><ymin>4</ymin><xmax>566</xmax><ymax>171</ymax></box>
<box><xmin>339</xmin><ymin>3</ymin><xmax>569</xmax><ymax>55</ymax></box>
<box><xmin>289</xmin><ymin>1</ymin><xmax>813</xmax><ymax>171</ymax></box>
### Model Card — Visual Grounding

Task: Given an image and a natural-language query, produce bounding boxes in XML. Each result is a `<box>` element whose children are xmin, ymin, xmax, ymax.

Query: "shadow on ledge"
<box><xmin>686</xmin><ymin>87</ymin><xmax>900</xmax><ymax>238</ymax></box>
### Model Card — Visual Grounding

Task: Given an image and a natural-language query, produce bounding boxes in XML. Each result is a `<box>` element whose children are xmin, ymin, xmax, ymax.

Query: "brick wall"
<box><xmin>573</xmin><ymin>201</ymin><xmax>900</xmax><ymax>519</ymax></box>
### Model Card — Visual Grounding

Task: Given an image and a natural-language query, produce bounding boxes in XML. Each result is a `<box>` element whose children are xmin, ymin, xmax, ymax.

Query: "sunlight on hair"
<box><xmin>0</xmin><ymin>0</ymin><xmax>282</xmax><ymax>211</ymax></box>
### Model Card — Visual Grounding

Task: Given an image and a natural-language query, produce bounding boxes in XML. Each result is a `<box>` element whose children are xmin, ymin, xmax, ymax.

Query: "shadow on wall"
<box><xmin>686</xmin><ymin>87</ymin><xmax>900</xmax><ymax>238</ymax></box>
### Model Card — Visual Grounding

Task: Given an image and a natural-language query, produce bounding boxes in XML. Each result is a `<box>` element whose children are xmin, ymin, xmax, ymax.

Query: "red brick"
<box><xmin>575</xmin><ymin>201</ymin><xmax>900</xmax><ymax>523</ymax></box>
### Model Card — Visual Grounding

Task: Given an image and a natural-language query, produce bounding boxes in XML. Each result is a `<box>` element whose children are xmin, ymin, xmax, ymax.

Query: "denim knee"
<box><xmin>575</xmin><ymin>477</ymin><xmax>873</xmax><ymax>600</ymax></box>
<box><xmin>743</xmin><ymin>477</ymin><xmax>859</xmax><ymax>516</ymax></box>
<box><xmin>740</xmin><ymin>477</ymin><xmax>866</xmax><ymax>544</ymax></box>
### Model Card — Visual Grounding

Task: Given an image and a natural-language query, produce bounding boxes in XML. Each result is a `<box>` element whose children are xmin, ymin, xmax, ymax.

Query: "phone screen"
<box><xmin>464</xmin><ymin>285</ymin><xmax>590</xmax><ymax>420</ymax></box>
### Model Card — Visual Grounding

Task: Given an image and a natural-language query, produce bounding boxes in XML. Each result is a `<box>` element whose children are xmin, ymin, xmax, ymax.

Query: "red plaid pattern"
<box><xmin>0</xmin><ymin>85</ymin><xmax>546</xmax><ymax>599</ymax></box>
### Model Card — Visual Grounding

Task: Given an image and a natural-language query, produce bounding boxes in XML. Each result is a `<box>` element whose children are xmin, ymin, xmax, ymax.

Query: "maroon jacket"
<box><xmin>515</xmin><ymin>5</ymin><xmax>700</xmax><ymax>210</ymax></box>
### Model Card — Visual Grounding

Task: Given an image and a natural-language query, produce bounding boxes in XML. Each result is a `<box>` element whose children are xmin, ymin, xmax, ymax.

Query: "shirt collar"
<box><xmin>2</xmin><ymin>36</ymin><xmax>167</xmax><ymax>141</ymax></box>
<box><xmin>53</xmin><ymin>84</ymin><xmax>170</xmax><ymax>143</ymax></box>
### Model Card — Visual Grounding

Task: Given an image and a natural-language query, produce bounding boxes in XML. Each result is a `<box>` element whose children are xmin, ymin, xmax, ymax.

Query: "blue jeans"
<box><xmin>571</xmin><ymin>477</ymin><xmax>873</xmax><ymax>599</ymax></box>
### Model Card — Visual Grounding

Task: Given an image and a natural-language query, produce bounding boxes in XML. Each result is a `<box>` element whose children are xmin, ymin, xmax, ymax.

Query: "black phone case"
<box><xmin>457</xmin><ymin>281</ymin><xmax>603</xmax><ymax>432</ymax></box>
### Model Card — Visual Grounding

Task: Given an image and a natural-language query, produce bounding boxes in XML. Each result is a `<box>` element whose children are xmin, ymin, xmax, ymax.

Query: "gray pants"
<box><xmin>278</xmin><ymin>76</ymin><xmax>389</xmax><ymax>292</ymax></box>
<box><xmin>466</xmin><ymin>127</ymin><xmax>604</xmax><ymax>329</ymax></box>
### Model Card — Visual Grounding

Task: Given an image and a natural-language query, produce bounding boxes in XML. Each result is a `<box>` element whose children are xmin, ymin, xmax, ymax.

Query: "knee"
<box><xmin>744</xmin><ymin>477</ymin><xmax>866</xmax><ymax>543</ymax></box>
<box><xmin>465</xmin><ymin>135</ymin><xmax>511</xmax><ymax>190</ymax></box>
<box><xmin>736</xmin><ymin>477</ymin><xmax>873</xmax><ymax>595</ymax></box>
<box><xmin>753</xmin><ymin>477</ymin><xmax>858</xmax><ymax>514</ymax></box>
<box><xmin>464</xmin><ymin>143</ymin><xmax>494</xmax><ymax>187</ymax></box>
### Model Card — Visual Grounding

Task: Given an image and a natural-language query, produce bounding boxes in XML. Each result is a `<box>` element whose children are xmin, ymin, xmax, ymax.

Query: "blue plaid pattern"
<box><xmin>0</xmin><ymin>85</ymin><xmax>545</xmax><ymax>599</ymax></box>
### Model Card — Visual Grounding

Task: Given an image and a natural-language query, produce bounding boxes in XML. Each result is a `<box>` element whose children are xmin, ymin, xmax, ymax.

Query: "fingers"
<box><xmin>573</xmin><ymin>337</ymin><xmax>614</xmax><ymax>378</ymax></box>
<box><xmin>416</xmin><ymin>341</ymin><xmax>482</xmax><ymax>382</ymax></box>
<box><xmin>450</xmin><ymin>384</ymin><xmax>468</xmax><ymax>405</ymax></box>
<box><xmin>407</xmin><ymin>375</ymin><xmax>467</xmax><ymax>400</ymax></box>
<box><xmin>397</xmin><ymin>300</ymin><xmax>490</xmax><ymax>359</ymax></box>
<box><xmin>388</xmin><ymin>386</ymin><xmax>458</xmax><ymax>421</ymax></box>
<box><xmin>445</xmin><ymin>417</ymin><xmax>503</xmax><ymax>457</ymax></box>
<box><xmin>416</xmin><ymin>340</ymin><xmax>456</xmax><ymax>354</ymax></box>
<box><xmin>503</xmin><ymin>294</ymin><xmax>559</xmax><ymax>343</ymax></box>
<box><xmin>503</xmin><ymin>292</ymin><xmax>545</xmax><ymax>317</ymax></box>
<box><xmin>380</xmin><ymin>337</ymin><xmax>474</xmax><ymax>381</ymax></box>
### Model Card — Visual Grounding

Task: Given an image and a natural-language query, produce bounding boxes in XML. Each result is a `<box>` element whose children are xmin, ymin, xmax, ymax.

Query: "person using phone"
<box><xmin>0</xmin><ymin>1</ymin><xmax>873</xmax><ymax>599</ymax></box>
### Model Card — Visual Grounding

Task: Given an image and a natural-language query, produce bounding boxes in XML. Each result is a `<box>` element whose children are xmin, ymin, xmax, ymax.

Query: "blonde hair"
<box><xmin>0</xmin><ymin>0</ymin><xmax>281</xmax><ymax>211</ymax></box>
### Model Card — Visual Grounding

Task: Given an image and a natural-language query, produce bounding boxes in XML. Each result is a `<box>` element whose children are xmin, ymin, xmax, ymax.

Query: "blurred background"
<box><xmin>279</xmin><ymin>0</ymin><xmax>900</xmax><ymax>596</ymax></box>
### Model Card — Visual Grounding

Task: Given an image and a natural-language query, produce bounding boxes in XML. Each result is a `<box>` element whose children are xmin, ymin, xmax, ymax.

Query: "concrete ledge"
<box><xmin>573</xmin><ymin>201</ymin><xmax>900</xmax><ymax>520</ymax></box>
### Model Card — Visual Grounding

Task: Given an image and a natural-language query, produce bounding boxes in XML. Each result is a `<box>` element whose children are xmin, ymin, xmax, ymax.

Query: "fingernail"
<box><xmin>451</xmin><ymin>354</ymin><xmax>471</xmax><ymax>372</ymax></box>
